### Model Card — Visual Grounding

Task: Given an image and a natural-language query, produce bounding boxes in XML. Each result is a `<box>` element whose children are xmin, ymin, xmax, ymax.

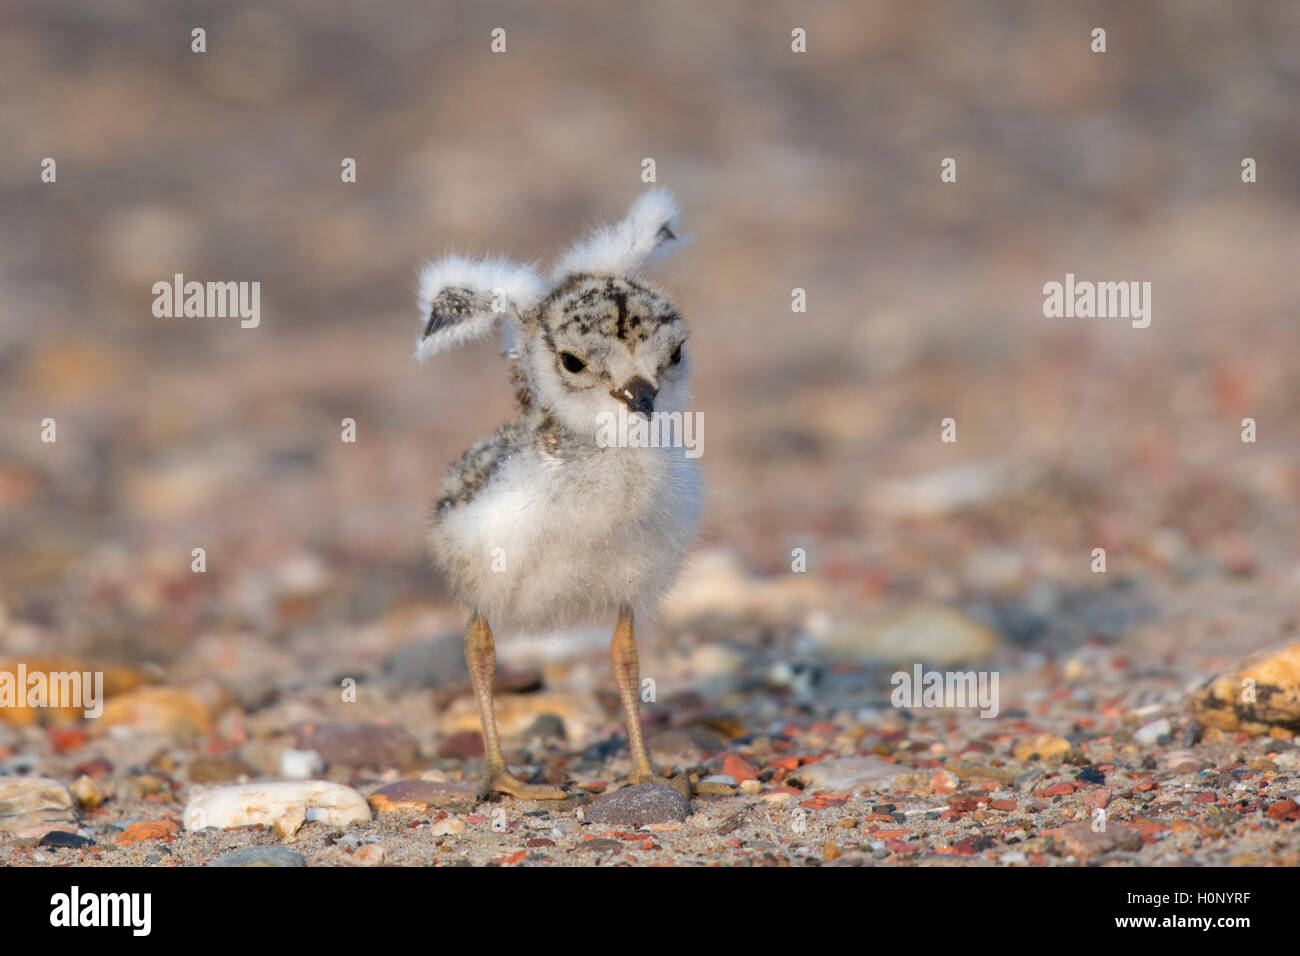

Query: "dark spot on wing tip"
<box><xmin>657</xmin><ymin>224</ymin><xmax>676</xmax><ymax>242</ymax></box>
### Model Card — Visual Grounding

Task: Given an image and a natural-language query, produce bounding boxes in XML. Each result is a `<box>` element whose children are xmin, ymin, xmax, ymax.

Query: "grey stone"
<box><xmin>214</xmin><ymin>846</ymin><xmax>308</xmax><ymax>867</ymax></box>
<box><xmin>383</xmin><ymin>633</ymin><xmax>468</xmax><ymax>688</ymax></box>
<box><xmin>586</xmin><ymin>784</ymin><xmax>690</xmax><ymax>827</ymax></box>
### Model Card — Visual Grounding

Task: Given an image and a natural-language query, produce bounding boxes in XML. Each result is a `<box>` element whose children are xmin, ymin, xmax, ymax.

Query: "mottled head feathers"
<box><xmin>414</xmin><ymin>189</ymin><xmax>685</xmax><ymax>362</ymax></box>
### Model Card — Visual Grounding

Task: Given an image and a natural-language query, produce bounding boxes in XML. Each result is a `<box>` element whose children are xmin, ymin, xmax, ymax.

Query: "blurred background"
<box><xmin>2</xmin><ymin>0</ymin><xmax>1299</xmax><ymax>680</ymax></box>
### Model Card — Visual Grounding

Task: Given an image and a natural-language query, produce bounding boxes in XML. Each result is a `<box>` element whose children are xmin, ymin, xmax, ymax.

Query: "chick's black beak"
<box><xmin>612</xmin><ymin>377</ymin><xmax>657</xmax><ymax>417</ymax></box>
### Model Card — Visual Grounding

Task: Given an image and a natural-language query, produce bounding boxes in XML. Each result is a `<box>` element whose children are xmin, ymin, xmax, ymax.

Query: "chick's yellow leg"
<box><xmin>465</xmin><ymin>613</ymin><xmax>567</xmax><ymax>801</ymax></box>
<box><xmin>611</xmin><ymin>606</ymin><xmax>658</xmax><ymax>785</ymax></box>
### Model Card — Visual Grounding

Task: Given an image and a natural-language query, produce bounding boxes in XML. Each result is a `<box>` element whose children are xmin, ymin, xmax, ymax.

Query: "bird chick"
<box><xmin>414</xmin><ymin>190</ymin><xmax>700</xmax><ymax>800</ymax></box>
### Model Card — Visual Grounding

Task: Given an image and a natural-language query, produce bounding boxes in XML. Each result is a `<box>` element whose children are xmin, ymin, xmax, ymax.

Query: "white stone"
<box><xmin>184</xmin><ymin>780</ymin><xmax>371</xmax><ymax>835</ymax></box>
<box><xmin>279</xmin><ymin>748</ymin><xmax>324</xmax><ymax>779</ymax></box>
<box><xmin>1134</xmin><ymin>718</ymin><xmax>1171</xmax><ymax>745</ymax></box>
<box><xmin>429</xmin><ymin>817</ymin><xmax>466</xmax><ymax>836</ymax></box>
<box><xmin>791</xmin><ymin>757</ymin><xmax>901</xmax><ymax>794</ymax></box>
<box><xmin>701</xmin><ymin>774</ymin><xmax>737</xmax><ymax>786</ymax></box>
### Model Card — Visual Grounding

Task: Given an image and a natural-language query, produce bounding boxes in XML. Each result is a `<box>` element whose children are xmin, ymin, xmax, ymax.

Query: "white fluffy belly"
<box><xmin>431</xmin><ymin>442</ymin><xmax>699</xmax><ymax>633</ymax></box>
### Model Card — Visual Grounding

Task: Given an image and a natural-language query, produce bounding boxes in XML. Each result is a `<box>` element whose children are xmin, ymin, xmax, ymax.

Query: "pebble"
<box><xmin>101</xmin><ymin>685</ymin><xmax>214</xmax><ymax>738</ymax></box>
<box><xmin>429</xmin><ymin>817</ymin><xmax>467</xmax><ymax>836</ymax></box>
<box><xmin>1274</xmin><ymin>751</ymin><xmax>1300</xmax><ymax>771</ymax></box>
<box><xmin>0</xmin><ymin>752</ymin><xmax>40</xmax><ymax>775</ymax></box>
<box><xmin>1193</xmin><ymin>642</ymin><xmax>1300</xmax><ymax>734</ymax></box>
<box><xmin>189</xmin><ymin>754</ymin><xmax>258</xmax><ymax>783</ymax></box>
<box><xmin>523</xmin><ymin>714</ymin><xmax>567</xmax><ymax>740</ymax></box>
<box><xmin>1084</xmin><ymin>787</ymin><xmax>1113</xmax><ymax>809</ymax></box>
<box><xmin>721</xmin><ymin>753</ymin><xmax>759</xmax><ymax>782</ymax></box>
<box><xmin>39</xmin><ymin>830</ymin><xmax>95</xmax><ymax>849</ymax></box>
<box><xmin>295</xmin><ymin>722</ymin><xmax>419</xmax><ymax>769</ymax></box>
<box><xmin>1012</xmin><ymin>734</ymin><xmax>1073</xmax><ymax>764</ymax></box>
<box><xmin>184</xmin><ymin>781</ymin><xmax>372</xmax><ymax>835</ymax></box>
<box><xmin>1266</xmin><ymin>799</ymin><xmax>1299</xmax><ymax>821</ymax></box>
<box><xmin>825</xmin><ymin>605</ymin><xmax>999</xmax><ymax>664</ymax></box>
<box><xmin>437</xmin><ymin>730</ymin><xmax>485</xmax><ymax>759</ymax></box>
<box><xmin>347</xmin><ymin>843</ymin><xmax>385</xmax><ymax>866</ymax></box>
<box><xmin>792</xmin><ymin>757</ymin><xmax>901</xmax><ymax>794</ymax></box>
<box><xmin>1076</xmin><ymin>767</ymin><xmax>1105</xmax><ymax>785</ymax></box>
<box><xmin>1050</xmin><ymin>821</ymin><xmax>1142</xmax><ymax>860</ymax></box>
<box><xmin>0</xmin><ymin>777</ymin><xmax>75</xmax><ymax>833</ymax></box>
<box><xmin>368</xmin><ymin>779</ymin><xmax>476</xmax><ymax>812</ymax></box>
<box><xmin>581</xmin><ymin>837</ymin><xmax>625</xmax><ymax>853</ymax></box>
<box><xmin>113</xmin><ymin>819</ymin><xmax>181</xmax><ymax>845</ymax></box>
<box><xmin>69</xmin><ymin>774</ymin><xmax>105</xmax><ymax>809</ymax></box>
<box><xmin>648</xmin><ymin>728</ymin><xmax>709</xmax><ymax>766</ymax></box>
<box><xmin>215</xmin><ymin>846</ymin><xmax>307</xmax><ymax>867</ymax></box>
<box><xmin>279</xmin><ymin>748</ymin><xmax>325</xmax><ymax>779</ymax></box>
<box><xmin>1134</xmin><ymin>718</ymin><xmax>1171</xmax><ymax>746</ymax></box>
<box><xmin>586</xmin><ymin>784</ymin><xmax>690</xmax><ymax>827</ymax></box>
<box><xmin>438</xmin><ymin>691</ymin><xmax>603</xmax><ymax>742</ymax></box>
<box><xmin>1014</xmin><ymin>768</ymin><xmax>1045</xmax><ymax>792</ymax></box>
<box><xmin>383</xmin><ymin>633</ymin><xmax>469</xmax><ymax>688</ymax></box>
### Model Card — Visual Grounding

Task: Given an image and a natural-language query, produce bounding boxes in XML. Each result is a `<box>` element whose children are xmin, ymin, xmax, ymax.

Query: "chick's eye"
<box><xmin>560</xmin><ymin>352</ymin><xmax>586</xmax><ymax>373</ymax></box>
<box><xmin>669</xmin><ymin>342</ymin><xmax>683</xmax><ymax>365</ymax></box>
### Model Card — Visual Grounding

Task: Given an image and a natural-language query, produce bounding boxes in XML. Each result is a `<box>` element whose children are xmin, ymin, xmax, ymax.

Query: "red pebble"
<box><xmin>722</xmin><ymin>752</ymin><xmax>759</xmax><ymax>782</ymax></box>
<box><xmin>1266</xmin><ymin>799</ymin><xmax>1299</xmax><ymax>820</ymax></box>
<box><xmin>47</xmin><ymin>728</ymin><xmax>87</xmax><ymax>754</ymax></box>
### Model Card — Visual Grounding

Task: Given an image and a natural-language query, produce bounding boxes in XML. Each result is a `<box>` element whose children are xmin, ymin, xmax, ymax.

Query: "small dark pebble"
<box><xmin>581</xmin><ymin>738</ymin><xmax>627</xmax><ymax>762</ymax></box>
<box><xmin>522</xmin><ymin>714</ymin><xmax>567</xmax><ymax>740</ymax></box>
<box><xmin>1077</xmin><ymin>767</ymin><xmax>1106</xmax><ymax>785</ymax></box>
<box><xmin>40</xmin><ymin>831</ymin><xmax>94</xmax><ymax>849</ymax></box>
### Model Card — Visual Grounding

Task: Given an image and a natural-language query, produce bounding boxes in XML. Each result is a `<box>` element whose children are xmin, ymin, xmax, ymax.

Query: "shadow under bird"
<box><xmin>414</xmin><ymin>190</ymin><xmax>700</xmax><ymax>800</ymax></box>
